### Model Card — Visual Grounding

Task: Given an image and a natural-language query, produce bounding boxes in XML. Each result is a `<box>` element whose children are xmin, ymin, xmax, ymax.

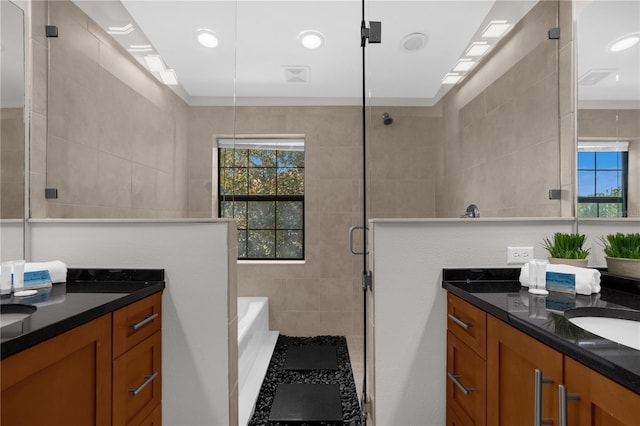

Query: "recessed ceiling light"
<box><xmin>401</xmin><ymin>33</ymin><xmax>427</xmax><ymax>52</ymax></box>
<box><xmin>608</xmin><ymin>33</ymin><xmax>640</xmax><ymax>52</ymax></box>
<box><xmin>160</xmin><ymin>69</ymin><xmax>178</xmax><ymax>85</ymax></box>
<box><xmin>482</xmin><ymin>20</ymin><xmax>510</xmax><ymax>38</ymax></box>
<box><xmin>442</xmin><ymin>73</ymin><xmax>462</xmax><ymax>85</ymax></box>
<box><xmin>144</xmin><ymin>55</ymin><xmax>165</xmax><ymax>73</ymax></box>
<box><xmin>196</xmin><ymin>29</ymin><xmax>219</xmax><ymax>48</ymax></box>
<box><xmin>128</xmin><ymin>44</ymin><xmax>153</xmax><ymax>53</ymax></box>
<box><xmin>107</xmin><ymin>23</ymin><xmax>134</xmax><ymax>35</ymax></box>
<box><xmin>453</xmin><ymin>59</ymin><xmax>475</xmax><ymax>72</ymax></box>
<box><xmin>298</xmin><ymin>31</ymin><xmax>324</xmax><ymax>49</ymax></box>
<box><xmin>465</xmin><ymin>42</ymin><xmax>491</xmax><ymax>57</ymax></box>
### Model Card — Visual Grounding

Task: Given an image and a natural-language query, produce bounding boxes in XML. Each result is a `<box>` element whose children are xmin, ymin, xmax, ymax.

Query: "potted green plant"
<box><xmin>601</xmin><ymin>232</ymin><xmax>640</xmax><ymax>279</ymax></box>
<box><xmin>542</xmin><ymin>232</ymin><xmax>590</xmax><ymax>267</ymax></box>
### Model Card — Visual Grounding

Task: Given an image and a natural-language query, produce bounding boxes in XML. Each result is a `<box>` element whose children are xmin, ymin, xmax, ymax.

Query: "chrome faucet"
<box><xmin>461</xmin><ymin>204</ymin><xmax>480</xmax><ymax>218</ymax></box>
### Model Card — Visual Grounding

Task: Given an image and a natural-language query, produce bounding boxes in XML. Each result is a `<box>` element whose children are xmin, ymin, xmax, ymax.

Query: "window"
<box><xmin>218</xmin><ymin>137</ymin><xmax>305</xmax><ymax>260</ymax></box>
<box><xmin>577</xmin><ymin>141</ymin><xmax>628</xmax><ymax>218</ymax></box>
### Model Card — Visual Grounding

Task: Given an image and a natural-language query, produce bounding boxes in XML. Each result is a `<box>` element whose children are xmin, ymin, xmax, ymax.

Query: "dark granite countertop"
<box><xmin>442</xmin><ymin>268</ymin><xmax>640</xmax><ymax>395</ymax></box>
<box><xmin>1</xmin><ymin>268</ymin><xmax>165</xmax><ymax>359</ymax></box>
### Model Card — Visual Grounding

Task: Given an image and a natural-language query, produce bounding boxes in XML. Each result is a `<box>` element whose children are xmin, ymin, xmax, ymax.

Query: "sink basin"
<box><xmin>1</xmin><ymin>304</ymin><xmax>37</xmax><ymax>328</ymax></box>
<box><xmin>565</xmin><ymin>307</ymin><xmax>640</xmax><ymax>351</ymax></box>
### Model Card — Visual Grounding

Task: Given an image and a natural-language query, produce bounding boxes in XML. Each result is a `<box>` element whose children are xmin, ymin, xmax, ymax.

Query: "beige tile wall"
<box><xmin>578</xmin><ymin>109</ymin><xmax>640</xmax><ymax>217</ymax></box>
<box><xmin>1</xmin><ymin>108</ymin><xmax>25</xmax><ymax>219</ymax></box>
<box><xmin>186</xmin><ymin>105</ymin><xmax>441</xmax><ymax>339</ymax></box>
<box><xmin>189</xmin><ymin>106</ymin><xmax>364</xmax><ymax>339</ymax></box>
<box><xmin>436</xmin><ymin>0</ymin><xmax>573</xmax><ymax>218</ymax></box>
<box><xmin>30</xmin><ymin>0</ymin><xmax>188</xmax><ymax>219</ymax></box>
<box><xmin>32</xmin><ymin>0</ymin><xmax>579</xmax><ymax>342</ymax></box>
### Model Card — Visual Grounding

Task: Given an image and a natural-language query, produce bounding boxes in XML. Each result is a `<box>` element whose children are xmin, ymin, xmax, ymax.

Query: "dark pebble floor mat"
<box><xmin>248</xmin><ymin>335</ymin><xmax>363</xmax><ymax>426</ymax></box>
<box><xmin>284</xmin><ymin>346</ymin><xmax>339</xmax><ymax>371</ymax></box>
<box><xmin>269</xmin><ymin>384</ymin><xmax>343</xmax><ymax>423</ymax></box>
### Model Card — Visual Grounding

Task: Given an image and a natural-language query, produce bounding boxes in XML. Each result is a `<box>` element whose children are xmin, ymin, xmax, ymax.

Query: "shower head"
<box><xmin>382</xmin><ymin>112</ymin><xmax>393</xmax><ymax>125</ymax></box>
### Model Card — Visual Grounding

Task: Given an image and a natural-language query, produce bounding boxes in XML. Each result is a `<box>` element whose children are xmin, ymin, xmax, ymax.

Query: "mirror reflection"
<box><xmin>577</xmin><ymin>0</ymin><xmax>640</xmax><ymax>218</ymax></box>
<box><xmin>1</xmin><ymin>0</ymin><xmax>26</xmax><ymax>261</ymax></box>
<box><xmin>35</xmin><ymin>0</ymin><xmax>565</xmax><ymax>220</ymax></box>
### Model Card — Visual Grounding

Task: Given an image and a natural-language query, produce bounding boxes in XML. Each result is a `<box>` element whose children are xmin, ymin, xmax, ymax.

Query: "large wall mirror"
<box><xmin>576</xmin><ymin>0</ymin><xmax>639</xmax><ymax>219</ymax></box>
<box><xmin>1</xmin><ymin>0</ymin><xmax>26</xmax><ymax>261</ymax></box>
<box><xmin>33</xmin><ymin>0</ymin><xmax>566</xmax><ymax>221</ymax></box>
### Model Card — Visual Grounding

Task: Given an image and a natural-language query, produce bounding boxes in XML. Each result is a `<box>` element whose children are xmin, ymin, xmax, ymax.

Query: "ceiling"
<box><xmin>577</xmin><ymin>0</ymin><xmax>640</xmax><ymax>109</ymax></box>
<box><xmin>74</xmin><ymin>0</ymin><xmax>541</xmax><ymax>106</ymax></box>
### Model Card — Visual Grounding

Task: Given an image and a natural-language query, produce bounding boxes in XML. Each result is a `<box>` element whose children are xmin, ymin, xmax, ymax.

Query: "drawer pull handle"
<box><xmin>129</xmin><ymin>372</ymin><xmax>159</xmax><ymax>396</ymax></box>
<box><xmin>559</xmin><ymin>384</ymin><xmax>580</xmax><ymax>426</ymax></box>
<box><xmin>447</xmin><ymin>372</ymin><xmax>474</xmax><ymax>395</ymax></box>
<box><xmin>447</xmin><ymin>314</ymin><xmax>473</xmax><ymax>330</ymax></box>
<box><xmin>129</xmin><ymin>313</ymin><xmax>159</xmax><ymax>331</ymax></box>
<box><xmin>534</xmin><ymin>369</ymin><xmax>554</xmax><ymax>426</ymax></box>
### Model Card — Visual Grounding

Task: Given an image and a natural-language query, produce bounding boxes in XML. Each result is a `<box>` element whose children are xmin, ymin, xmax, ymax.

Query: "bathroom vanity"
<box><xmin>443</xmin><ymin>268</ymin><xmax>640</xmax><ymax>426</ymax></box>
<box><xmin>0</xmin><ymin>268</ymin><xmax>164</xmax><ymax>425</ymax></box>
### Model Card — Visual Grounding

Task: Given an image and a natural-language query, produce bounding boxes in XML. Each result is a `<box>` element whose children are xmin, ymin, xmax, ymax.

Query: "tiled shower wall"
<box><xmin>30</xmin><ymin>0</ymin><xmax>189</xmax><ymax>219</ymax></box>
<box><xmin>436</xmin><ymin>0</ymin><xmax>575</xmax><ymax>218</ymax></box>
<box><xmin>1</xmin><ymin>108</ymin><xmax>24</xmax><ymax>219</ymax></box>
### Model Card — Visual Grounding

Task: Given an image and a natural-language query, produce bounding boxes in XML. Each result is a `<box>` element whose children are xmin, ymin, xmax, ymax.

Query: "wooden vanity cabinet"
<box><xmin>446</xmin><ymin>294</ymin><xmax>487</xmax><ymax>426</ymax></box>
<box><xmin>447</xmin><ymin>293</ymin><xmax>640</xmax><ymax>426</ymax></box>
<box><xmin>0</xmin><ymin>292</ymin><xmax>162</xmax><ymax>426</ymax></box>
<box><xmin>1</xmin><ymin>314</ymin><xmax>113</xmax><ymax>425</ymax></box>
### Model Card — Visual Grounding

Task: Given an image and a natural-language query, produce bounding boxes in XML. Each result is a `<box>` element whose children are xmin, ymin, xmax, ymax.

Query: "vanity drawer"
<box><xmin>447</xmin><ymin>331</ymin><xmax>486</xmax><ymax>426</ymax></box>
<box><xmin>447</xmin><ymin>294</ymin><xmax>486</xmax><ymax>358</ymax></box>
<box><xmin>113</xmin><ymin>330</ymin><xmax>161</xmax><ymax>426</ymax></box>
<box><xmin>113</xmin><ymin>293</ymin><xmax>162</xmax><ymax>358</ymax></box>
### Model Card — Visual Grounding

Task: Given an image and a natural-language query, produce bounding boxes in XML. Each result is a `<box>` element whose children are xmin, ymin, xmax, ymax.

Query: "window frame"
<box><xmin>577</xmin><ymin>142</ymin><xmax>629</xmax><ymax>218</ymax></box>
<box><xmin>216</xmin><ymin>135</ymin><xmax>305</xmax><ymax>261</ymax></box>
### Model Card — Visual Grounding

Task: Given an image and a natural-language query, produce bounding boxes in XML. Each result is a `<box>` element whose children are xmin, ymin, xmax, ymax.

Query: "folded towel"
<box><xmin>24</xmin><ymin>261</ymin><xmax>67</xmax><ymax>284</ymax></box>
<box><xmin>520</xmin><ymin>261</ymin><xmax>601</xmax><ymax>295</ymax></box>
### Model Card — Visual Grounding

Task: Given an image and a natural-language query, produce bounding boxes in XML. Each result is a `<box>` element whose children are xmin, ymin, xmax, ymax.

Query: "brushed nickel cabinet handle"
<box><xmin>559</xmin><ymin>384</ymin><xmax>580</xmax><ymax>426</ymax></box>
<box><xmin>534</xmin><ymin>369</ymin><xmax>554</xmax><ymax>426</ymax></box>
<box><xmin>128</xmin><ymin>372</ymin><xmax>159</xmax><ymax>396</ymax></box>
<box><xmin>447</xmin><ymin>372</ymin><xmax>474</xmax><ymax>395</ymax></box>
<box><xmin>129</xmin><ymin>312</ymin><xmax>159</xmax><ymax>331</ymax></box>
<box><xmin>447</xmin><ymin>313</ymin><xmax>473</xmax><ymax>330</ymax></box>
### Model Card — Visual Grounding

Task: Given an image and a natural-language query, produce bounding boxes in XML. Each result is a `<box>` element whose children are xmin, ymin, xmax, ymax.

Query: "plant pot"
<box><xmin>605</xmin><ymin>257</ymin><xmax>640</xmax><ymax>280</ymax></box>
<box><xmin>548</xmin><ymin>257</ymin><xmax>589</xmax><ymax>268</ymax></box>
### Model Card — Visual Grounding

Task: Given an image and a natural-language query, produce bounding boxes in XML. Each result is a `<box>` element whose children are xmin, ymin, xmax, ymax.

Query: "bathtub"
<box><xmin>238</xmin><ymin>297</ymin><xmax>279</xmax><ymax>426</ymax></box>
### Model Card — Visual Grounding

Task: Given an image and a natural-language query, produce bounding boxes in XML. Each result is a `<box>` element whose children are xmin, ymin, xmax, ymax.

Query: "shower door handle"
<box><xmin>349</xmin><ymin>225</ymin><xmax>369</xmax><ymax>255</ymax></box>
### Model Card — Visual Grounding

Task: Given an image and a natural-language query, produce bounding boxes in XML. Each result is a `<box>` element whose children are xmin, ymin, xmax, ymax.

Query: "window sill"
<box><xmin>237</xmin><ymin>260</ymin><xmax>306</xmax><ymax>265</ymax></box>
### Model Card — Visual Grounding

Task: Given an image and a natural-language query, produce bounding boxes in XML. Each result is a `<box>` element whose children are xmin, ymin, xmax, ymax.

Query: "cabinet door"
<box><xmin>564</xmin><ymin>356</ymin><xmax>640</xmax><ymax>426</ymax></box>
<box><xmin>1</xmin><ymin>314</ymin><xmax>112</xmax><ymax>425</ymax></box>
<box><xmin>113</xmin><ymin>330</ymin><xmax>162</xmax><ymax>425</ymax></box>
<box><xmin>487</xmin><ymin>315</ymin><xmax>563</xmax><ymax>426</ymax></box>
<box><xmin>447</xmin><ymin>331</ymin><xmax>486</xmax><ymax>426</ymax></box>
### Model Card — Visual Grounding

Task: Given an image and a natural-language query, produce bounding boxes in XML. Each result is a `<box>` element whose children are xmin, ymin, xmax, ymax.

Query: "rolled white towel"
<box><xmin>520</xmin><ymin>261</ymin><xmax>601</xmax><ymax>295</ymax></box>
<box><xmin>24</xmin><ymin>260</ymin><xmax>67</xmax><ymax>283</ymax></box>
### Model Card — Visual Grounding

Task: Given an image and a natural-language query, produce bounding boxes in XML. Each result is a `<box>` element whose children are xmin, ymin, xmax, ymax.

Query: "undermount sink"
<box><xmin>1</xmin><ymin>304</ymin><xmax>37</xmax><ymax>328</ymax></box>
<box><xmin>565</xmin><ymin>307</ymin><xmax>640</xmax><ymax>351</ymax></box>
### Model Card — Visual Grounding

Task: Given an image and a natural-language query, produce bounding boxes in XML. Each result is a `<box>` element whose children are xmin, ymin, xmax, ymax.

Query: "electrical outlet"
<box><xmin>507</xmin><ymin>246</ymin><xmax>534</xmax><ymax>264</ymax></box>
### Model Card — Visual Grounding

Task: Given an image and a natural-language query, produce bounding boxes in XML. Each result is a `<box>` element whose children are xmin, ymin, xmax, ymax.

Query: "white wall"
<box><xmin>369</xmin><ymin>218</ymin><xmax>576</xmax><ymax>426</ymax></box>
<box><xmin>1</xmin><ymin>220</ymin><xmax>24</xmax><ymax>261</ymax></box>
<box><xmin>369</xmin><ymin>217</ymin><xmax>640</xmax><ymax>425</ymax></box>
<box><xmin>28</xmin><ymin>219</ymin><xmax>234</xmax><ymax>426</ymax></box>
